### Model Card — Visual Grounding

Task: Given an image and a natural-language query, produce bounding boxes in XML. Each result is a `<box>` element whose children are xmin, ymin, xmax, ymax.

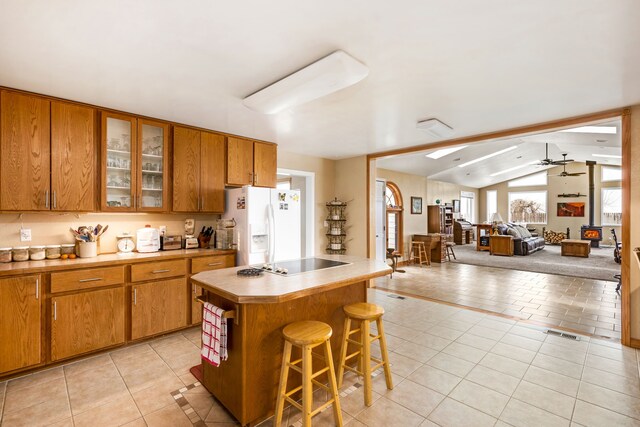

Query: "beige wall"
<box><xmin>629</xmin><ymin>107</ymin><xmax>640</xmax><ymax>339</ymax></box>
<box><xmin>335</xmin><ymin>156</ymin><xmax>368</xmax><ymax>257</ymax></box>
<box><xmin>426</xmin><ymin>179</ymin><xmax>479</xmax><ymax>223</ymax></box>
<box><xmin>477</xmin><ymin>164</ymin><xmax>621</xmax><ymax>242</ymax></box>
<box><xmin>277</xmin><ymin>150</ymin><xmax>336</xmax><ymax>257</ymax></box>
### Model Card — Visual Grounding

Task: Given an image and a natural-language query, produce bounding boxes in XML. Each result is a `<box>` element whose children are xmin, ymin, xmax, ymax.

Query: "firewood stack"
<box><xmin>544</xmin><ymin>229</ymin><xmax>566</xmax><ymax>244</ymax></box>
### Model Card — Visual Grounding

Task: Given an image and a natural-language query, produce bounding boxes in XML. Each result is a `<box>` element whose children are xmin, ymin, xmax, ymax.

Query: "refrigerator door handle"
<box><xmin>267</xmin><ymin>203</ymin><xmax>275</xmax><ymax>264</ymax></box>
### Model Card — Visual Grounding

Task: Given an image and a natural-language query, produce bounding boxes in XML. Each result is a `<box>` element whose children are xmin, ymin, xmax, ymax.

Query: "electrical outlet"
<box><xmin>20</xmin><ymin>228</ymin><xmax>32</xmax><ymax>242</ymax></box>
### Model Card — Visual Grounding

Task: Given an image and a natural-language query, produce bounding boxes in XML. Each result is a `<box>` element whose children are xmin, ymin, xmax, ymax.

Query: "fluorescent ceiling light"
<box><xmin>560</xmin><ymin>126</ymin><xmax>617</xmax><ymax>134</ymax></box>
<box><xmin>425</xmin><ymin>145</ymin><xmax>467</xmax><ymax>159</ymax></box>
<box><xmin>416</xmin><ymin>118</ymin><xmax>454</xmax><ymax>138</ymax></box>
<box><xmin>457</xmin><ymin>146</ymin><xmax>518</xmax><ymax>168</ymax></box>
<box><xmin>243</xmin><ymin>50</ymin><xmax>369</xmax><ymax>114</ymax></box>
<box><xmin>592</xmin><ymin>154</ymin><xmax>622</xmax><ymax>159</ymax></box>
<box><xmin>489</xmin><ymin>161</ymin><xmax>538</xmax><ymax>177</ymax></box>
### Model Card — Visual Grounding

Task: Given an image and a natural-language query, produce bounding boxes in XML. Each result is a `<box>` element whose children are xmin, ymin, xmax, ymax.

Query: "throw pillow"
<box><xmin>506</xmin><ymin>227</ymin><xmax>520</xmax><ymax>238</ymax></box>
<box><xmin>517</xmin><ymin>225</ymin><xmax>532</xmax><ymax>238</ymax></box>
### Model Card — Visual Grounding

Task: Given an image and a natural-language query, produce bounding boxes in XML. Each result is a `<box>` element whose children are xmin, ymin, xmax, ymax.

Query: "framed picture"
<box><xmin>411</xmin><ymin>197</ymin><xmax>422</xmax><ymax>214</ymax></box>
<box><xmin>557</xmin><ymin>202</ymin><xmax>585</xmax><ymax>217</ymax></box>
<box><xmin>452</xmin><ymin>199</ymin><xmax>460</xmax><ymax>213</ymax></box>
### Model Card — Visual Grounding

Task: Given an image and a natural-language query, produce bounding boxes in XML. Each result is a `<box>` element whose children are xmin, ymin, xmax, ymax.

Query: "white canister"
<box><xmin>330</xmin><ymin>243</ymin><xmax>342</xmax><ymax>250</ymax></box>
<box><xmin>78</xmin><ymin>241</ymin><xmax>98</xmax><ymax>258</ymax></box>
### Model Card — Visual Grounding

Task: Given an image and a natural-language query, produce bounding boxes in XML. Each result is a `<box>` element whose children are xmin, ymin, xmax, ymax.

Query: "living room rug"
<box><xmin>450</xmin><ymin>243</ymin><xmax>620</xmax><ymax>281</ymax></box>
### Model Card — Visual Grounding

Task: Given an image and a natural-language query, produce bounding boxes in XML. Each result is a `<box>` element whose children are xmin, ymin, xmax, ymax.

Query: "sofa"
<box><xmin>496</xmin><ymin>223</ymin><xmax>545</xmax><ymax>256</ymax></box>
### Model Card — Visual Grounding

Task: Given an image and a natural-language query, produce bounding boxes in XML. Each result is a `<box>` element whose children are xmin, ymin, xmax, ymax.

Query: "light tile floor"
<box><xmin>1</xmin><ymin>289</ymin><xmax>638</xmax><ymax>427</ymax></box>
<box><xmin>375</xmin><ymin>263</ymin><xmax>622</xmax><ymax>339</ymax></box>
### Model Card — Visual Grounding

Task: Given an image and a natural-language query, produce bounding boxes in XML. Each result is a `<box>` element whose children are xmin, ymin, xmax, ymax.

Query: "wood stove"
<box><xmin>581</xmin><ymin>161</ymin><xmax>603</xmax><ymax>248</ymax></box>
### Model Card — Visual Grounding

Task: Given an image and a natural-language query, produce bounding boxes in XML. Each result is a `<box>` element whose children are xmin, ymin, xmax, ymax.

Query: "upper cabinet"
<box><xmin>101</xmin><ymin>112</ymin><xmax>169</xmax><ymax>212</ymax></box>
<box><xmin>0</xmin><ymin>91</ymin><xmax>97</xmax><ymax>211</ymax></box>
<box><xmin>173</xmin><ymin>126</ymin><xmax>225</xmax><ymax>213</ymax></box>
<box><xmin>226</xmin><ymin>137</ymin><xmax>277</xmax><ymax>188</ymax></box>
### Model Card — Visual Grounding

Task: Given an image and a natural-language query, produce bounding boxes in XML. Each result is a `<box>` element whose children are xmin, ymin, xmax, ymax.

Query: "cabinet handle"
<box><xmin>79</xmin><ymin>277</ymin><xmax>102</xmax><ymax>283</ymax></box>
<box><xmin>35</xmin><ymin>278</ymin><xmax>39</xmax><ymax>300</ymax></box>
<box><xmin>249</xmin><ymin>172</ymin><xmax>253</xmax><ymax>184</ymax></box>
<box><xmin>197</xmin><ymin>197</ymin><xmax>200</xmax><ymax>211</ymax></box>
<box><xmin>152</xmin><ymin>269</ymin><xmax>170</xmax><ymax>274</ymax></box>
<box><xmin>45</xmin><ymin>190</ymin><xmax>49</xmax><ymax>208</ymax></box>
<box><xmin>207</xmin><ymin>262</ymin><xmax>223</xmax><ymax>267</ymax></box>
<box><xmin>53</xmin><ymin>191</ymin><xmax>57</xmax><ymax>209</ymax></box>
<box><xmin>53</xmin><ymin>301</ymin><xmax>57</xmax><ymax>321</ymax></box>
<box><xmin>254</xmin><ymin>173</ymin><xmax>258</xmax><ymax>184</ymax></box>
<box><xmin>133</xmin><ymin>288</ymin><xmax>137</xmax><ymax>305</ymax></box>
<box><xmin>201</xmin><ymin>197</ymin><xmax>205</xmax><ymax>211</ymax></box>
<box><xmin>138</xmin><ymin>195</ymin><xmax>142</xmax><ymax>209</ymax></box>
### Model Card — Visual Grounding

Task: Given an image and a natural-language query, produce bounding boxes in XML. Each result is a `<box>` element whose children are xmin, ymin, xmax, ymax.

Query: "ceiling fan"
<box><xmin>549</xmin><ymin>154</ymin><xmax>586</xmax><ymax>177</ymax></box>
<box><xmin>536</xmin><ymin>143</ymin><xmax>573</xmax><ymax>166</ymax></box>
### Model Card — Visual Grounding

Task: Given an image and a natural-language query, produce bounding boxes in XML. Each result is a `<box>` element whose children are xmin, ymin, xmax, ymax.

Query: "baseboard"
<box><xmin>630</xmin><ymin>338</ymin><xmax>640</xmax><ymax>349</ymax></box>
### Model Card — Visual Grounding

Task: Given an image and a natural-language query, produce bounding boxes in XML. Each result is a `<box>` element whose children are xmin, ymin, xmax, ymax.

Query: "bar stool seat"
<box><xmin>274</xmin><ymin>321</ymin><xmax>343</xmax><ymax>427</ymax></box>
<box><xmin>337</xmin><ymin>303</ymin><xmax>393</xmax><ymax>407</ymax></box>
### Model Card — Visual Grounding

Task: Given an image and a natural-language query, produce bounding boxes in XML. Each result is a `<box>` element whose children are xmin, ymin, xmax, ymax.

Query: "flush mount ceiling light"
<box><xmin>425</xmin><ymin>145</ymin><xmax>467</xmax><ymax>159</ymax></box>
<box><xmin>592</xmin><ymin>154</ymin><xmax>622</xmax><ymax>159</ymax></box>
<box><xmin>416</xmin><ymin>118</ymin><xmax>454</xmax><ymax>138</ymax></box>
<box><xmin>242</xmin><ymin>50</ymin><xmax>369</xmax><ymax>114</ymax></box>
<box><xmin>457</xmin><ymin>146</ymin><xmax>518</xmax><ymax>168</ymax></box>
<box><xmin>560</xmin><ymin>126</ymin><xmax>617</xmax><ymax>134</ymax></box>
<box><xmin>489</xmin><ymin>161</ymin><xmax>538</xmax><ymax>177</ymax></box>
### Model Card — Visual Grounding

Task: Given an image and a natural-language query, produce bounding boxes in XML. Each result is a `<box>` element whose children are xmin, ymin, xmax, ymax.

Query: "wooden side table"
<box><xmin>475</xmin><ymin>224</ymin><xmax>492</xmax><ymax>251</ymax></box>
<box><xmin>490</xmin><ymin>235</ymin><xmax>514</xmax><ymax>256</ymax></box>
<box><xmin>561</xmin><ymin>239</ymin><xmax>590</xmax><ymax>257</ymax></box>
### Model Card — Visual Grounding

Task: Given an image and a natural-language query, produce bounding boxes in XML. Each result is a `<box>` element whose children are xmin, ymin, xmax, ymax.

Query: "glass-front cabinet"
<box><xmin>101</xmin><ymin>112</ymin><xmax>168</xmax><ymax>211</ymax></box>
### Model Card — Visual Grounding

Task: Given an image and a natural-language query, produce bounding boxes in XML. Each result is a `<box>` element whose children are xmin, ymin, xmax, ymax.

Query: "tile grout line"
<box><xmin>61</xmin><ymin>366</ymin><xmax>75</xmax><ymax>426</ymax></box>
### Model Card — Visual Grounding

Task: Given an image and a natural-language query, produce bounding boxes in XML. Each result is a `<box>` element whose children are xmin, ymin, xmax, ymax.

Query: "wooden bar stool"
<box><xmin>337</xmin><ymin>303</ymin><xmax>393</xmax><ymax>406</ymax></box>
<box><xmin>445</xmin><ymin>241</ymin><xmax>456</xmax><ymax>261</ymax></box>
<box><xmin>410</xmin><ymin>241</ymin><xmax>430</xmax><ymax>267</ymax></box>
<box><xmin>274</xmin><ymin>321</ymin><xmax>343</xmax><ymax>427</ymax></box>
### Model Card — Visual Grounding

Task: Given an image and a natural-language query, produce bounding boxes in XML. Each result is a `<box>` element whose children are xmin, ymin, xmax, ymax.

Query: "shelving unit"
<box><xmin>427</xmin><ymin>204</ymin><xmax>454</xmax><ymax>235</ymax></box>
<box><xmin>325</xmin><ymin>198</ymin><xmax>347</xmax><ymax>254</ymax></box>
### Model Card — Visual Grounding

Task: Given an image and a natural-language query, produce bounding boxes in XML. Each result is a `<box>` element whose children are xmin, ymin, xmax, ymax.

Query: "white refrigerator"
<box><xmin>223</xmin><ymin>186</ymin><xmax>301</xmax><ymax>266</ymax></box>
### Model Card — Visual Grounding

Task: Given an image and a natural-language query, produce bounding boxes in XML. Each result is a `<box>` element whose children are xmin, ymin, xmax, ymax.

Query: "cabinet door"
<box><xmin>0</xmin><ymin>91</ymin><xmax>50</xmax><ymax>211</ymax></box>
<box><xmin>226</xmin><ymin>137</ymin><xmax>254</xmax><ymax>186</ymax></box>
<box><xmin>172</xmin><ymin>126</ymin><xmax>200</xmax><ymax>212</ymax></box>
<box><xmin>138</xmin><ymin>119</ymin><xmax>169</xmax><ymax>211</ymax></box>
<box><xmin>253</xmin><ymin>142</ymin><xmax>277</xmax><ymax>188</ymax></box>
<box><xmin>50</xmin><ymin>287</ymin><xmax>125</xmax><ymax>361</ymax></box>
<box><xmin>0</xmin><ymin>275</ymin><xmax>41</xmax><ymax>373</ymax></box>
<box><xmin>51</xmin><ymin>101</ymin><xmax>97</xmax><ymax>211</ymax></box>
<box><xmin>200</xmin><ymin>131</ymin><xmax>225</xmax><ymax>213</ymax></box>
<box><xmin>131</xmin><ymin>278</ymin><xmax>187</xmax><ymax>340</ymax></box>
<box><xmin>101</xmin><ymin>112</ymin><xmax>137</xmax><ymax>211</ymax></box>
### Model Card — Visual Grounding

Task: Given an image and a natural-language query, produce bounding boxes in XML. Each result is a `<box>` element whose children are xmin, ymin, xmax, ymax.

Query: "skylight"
<box><xmin>457</xmin><ymin>146</ymin><xmax>518</xmax><ymax>168</ymax></box>
<box><xmin>425</xmin><ymin>145</ymin><xmax>467</xmax><ymax>159</ymax></box>
<box><xmin>560</xmin><ymin>126</ymin><xmax>617</xmax><ymax>134</ymax></box>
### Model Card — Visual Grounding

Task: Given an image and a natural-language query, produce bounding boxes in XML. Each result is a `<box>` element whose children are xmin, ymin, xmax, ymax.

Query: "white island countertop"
<box><xmin>190</xmin><ymin>255</ymin><xmax>391</xmax><ymax>303</ymax></box>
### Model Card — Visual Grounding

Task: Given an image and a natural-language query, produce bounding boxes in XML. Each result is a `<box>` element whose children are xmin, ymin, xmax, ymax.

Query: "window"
<box><xmin>602</xmin><ymin>187</ymin><xmax>622</xmax><ymax>225</ymax></box>
<box><xmin>385</xmin><ymin>182</ymin><xmax>403</xmax><ymax>253</ymax></box>
<box><xmin>508</xmin><ymin>191</ymin><xmax>547</xmax><ymax>224</ymax></box>
<box><xmin>486</xmin><ymin>190</ymin><xmax>497</xmax><ymax>222</ymax></box>
<box><xmin>601</xmin><ymin>166</ymin><xmax>621</xmax><ymax>182</ymax></box>
<box><xmin>508</xmin><ymin>171</ymin><xmax>547</xmax><ymax>187</ymax></box>
<box><xmin>460</xmin><ymin>191</ymin><xmax>475</xmax><ymax>223</ymax></box>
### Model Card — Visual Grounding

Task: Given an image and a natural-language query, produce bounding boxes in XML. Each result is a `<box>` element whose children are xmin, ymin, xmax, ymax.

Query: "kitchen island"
<box><xmin>190</xmin><ymin>255</ymin><xmax>391</xmax><ymax>426</ymax></box>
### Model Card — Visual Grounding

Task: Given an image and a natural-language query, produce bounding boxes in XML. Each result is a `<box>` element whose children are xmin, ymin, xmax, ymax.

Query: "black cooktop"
<box><xmin>255</xmin><ymin>257</ymin><xmax>349</xmax><ymax>275</ymax></box>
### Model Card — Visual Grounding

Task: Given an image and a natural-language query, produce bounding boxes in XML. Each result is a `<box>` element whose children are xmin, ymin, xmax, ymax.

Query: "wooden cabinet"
<box><xmin>131</xmin><ymin>278</ymin><xmax>188</xmax><ymax>340</ymax></box>
<box><xmin>489</xmin><ymin>235</ymin><xmax>514</xmax><ymax>256</ymax></box>
<box><xmin>226</xmin><ymin>137</ymin><xmax>277</xmax><ymax>188</ymax></box>
<box><xmin>51</xmin><ymin>101</ymin><xmax>97</xmax><ymax>211</ymax></box>
<box><xmin>173</xmin><ymin>126</ymin><xmax>225</xmax><ymax>213</ymax></box>
<box><xmin>0</xmin><ymin>91</ymin><xmax>51</xmax><ymax>210</ymax></box>
<box><xmin>101</xmin><ymin>112</ymin><xmax>169</xmax><ymax>211</ymax></box>
<box><xmin>190</xmin><ymin>254</ymin><xmax>235</xmax><ymax>324</ymax></box>
<box><xmin>50</xmin><ymin>287</ymin><xmax>125</xmax><ymax>361</ymax></box>
<box><xmin>0</xmin><ymin>275</ymin><xmax>41</xmax><ymax>374</ymax></box>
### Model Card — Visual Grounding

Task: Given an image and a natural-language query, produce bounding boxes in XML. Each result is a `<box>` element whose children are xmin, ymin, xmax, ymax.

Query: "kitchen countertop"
<box><xmin>191</xmin><ymin>255</ymin><xmax>391</xmax><ymax>303</ymax></box>
<box><xmin>0</xmin><ymin>248</ymin><xmax>236</xmax><ymax>277</ymax></box>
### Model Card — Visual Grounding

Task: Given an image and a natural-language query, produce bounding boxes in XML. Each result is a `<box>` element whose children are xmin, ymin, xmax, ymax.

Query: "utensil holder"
<box><xmin>78</xmin><ymin>241</ymin><xmax>98</xmax><ymax>258</ymax></box>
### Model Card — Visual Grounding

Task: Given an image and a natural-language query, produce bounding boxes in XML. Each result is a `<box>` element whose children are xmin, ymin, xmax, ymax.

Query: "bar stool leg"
<box><xmin>376</xmin><ymin>318</ymin><xmax>393</xmax><ymax>390</ymax></box>
<box><xmin>324</xmin><ymin>340</ymin><xmax>344</xmax><ymax>426</ymax></box>
<box><xmin>274</xmin><ymin>341</ymin><xmax>292</xmax><ymax>427</ymax></box>
<box><xmin>337</xmin><ymin>317</ymin><xmax>351</xmax><ymax>388</ymax></box>
<box><xmin>302</xmin><ymin>345</ymin><xmax>313</xmax><ymax>427</ymax></box>
<box><xmin>360</xmin><ymin>319</ymin><xmax>372</xmax><ymax>406</ymax></box>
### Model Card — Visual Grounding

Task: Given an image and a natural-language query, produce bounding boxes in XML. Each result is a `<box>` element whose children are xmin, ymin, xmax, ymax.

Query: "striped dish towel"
<box><xmin>201</xmin><ymin>302</ymin><xmax>228</xmax><ymax>367</ymax></box>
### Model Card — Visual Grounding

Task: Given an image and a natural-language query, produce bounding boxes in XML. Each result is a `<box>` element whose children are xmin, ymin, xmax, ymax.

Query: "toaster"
<box><xmin>160</xmin><ymin>235</ymin><xmax>182</xmax><ymax>251</ymax></box>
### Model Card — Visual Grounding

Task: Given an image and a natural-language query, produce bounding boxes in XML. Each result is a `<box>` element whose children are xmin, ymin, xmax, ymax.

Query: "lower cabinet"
<box><xmin>50</xmin><ymin>287</ymin><xmax>125</xmax><ymax>362</ymax></box>
<box><xmin>0</xmin><ymin>275</ymin><xmax>41</xmax><ymax>374</ymax></box>
<box><xmin>131</xmin><ymin>278</ymin><xmax>187</xmax><ymax>340</ymax></box>
<box><xmin>190</xmin><ymin>254</ymin><xmax>235</xmax><ymax>325</ymax></box>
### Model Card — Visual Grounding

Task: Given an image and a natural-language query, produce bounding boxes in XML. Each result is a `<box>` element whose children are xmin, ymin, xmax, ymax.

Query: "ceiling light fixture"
<box><xmin>489</xmin><ymin>161</ymin><xmax>538</xmax><ymax>177</ymax></box>
<box><xmin>416</xmin><ymin>118</ymin><xmax>454</xmax><ymax>138</ymax></box>
<box><xmin>457</xmin><ymin>146</ymin><xmax>518</xmax><ymax>168</ymax></box>
<box><xmin>425</xmin><ymin>145</ymin><xmax>467</xmax><ymax>159</ymax></box>
<box><xmin>560</xmin><ymin>126</ymin><xmax>617</xmax><ymax>134</ymax></box>
<box><xmin>592</xmin><ymin>154</ymin><xmax>622</xmax><ymax>159</ymax></box>
<box><xmin>242</xmin><ymin>50</ymin><xmax>369</xmax><ymax>114</ymax></box>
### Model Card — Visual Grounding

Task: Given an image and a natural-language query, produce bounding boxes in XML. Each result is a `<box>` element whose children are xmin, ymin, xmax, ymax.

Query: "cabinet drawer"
<box><xmin>131</xmin><ymin>259</ymin><xmax>186</xmax><ymax>282</ymax></box>
<box><xmin>51</xmin><ymin>266</ymin><xmax>124</xmax><ymax>293</ymax></box>
<box><xmin>191</xmin><ymin>254</ymin><xmax>235</xmax><ymax>274</ymax></box>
